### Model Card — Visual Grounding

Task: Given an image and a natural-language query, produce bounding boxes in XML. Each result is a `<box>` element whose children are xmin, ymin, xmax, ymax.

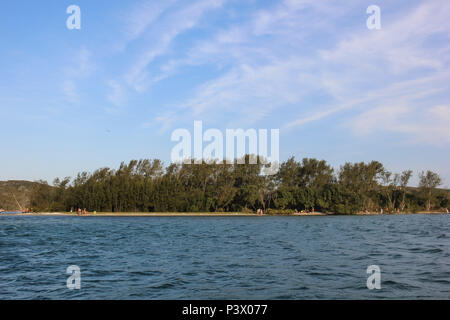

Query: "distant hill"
<box><xmin>0</xmin><ymin>180</ymin><xmax>37</xmax><ymax>210</ymax></box>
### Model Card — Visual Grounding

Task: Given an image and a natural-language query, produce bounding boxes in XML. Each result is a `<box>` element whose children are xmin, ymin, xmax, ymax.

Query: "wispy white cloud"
<box><xmin>64</xmin><ymin>47</ymin><xmax>95</xmax><ymax>78</ymax></box>
<box><xmin>123</xmin><ymin>0</ymin><xmax>225</xmax><ymax>92</ymax></box>
<box><xmin>143</xmin><ymin>0</ymin><xmax>333</xmax><ymax>125</ymax></box>
<box><xmin>181</xmin><ymin>60</ymin><xmax>318</xmax><ymax>126</ymax></box>
<box><xmin>283</xmin><ymin>0</ymin><xmax>450</xmax><ymax>142</ymax></box>
<box><xmin>114</xmin><ymin>0</ymin><xmax>450</xmax><ymax>146</ymax></box>
<box><xmin>142</xmin><ymin>111</ymin><xmax>177</xmax><ymax>134</ymax></box>
<box><xmin>61</xmin><ymin>47</ymin><xmax>95</xmax><ymax>104</ymax></box>
<box><xmin>61</xmin><ymin>80</ymin><xmax>78</xmax><ymax>104</ymax></box>
<box><xmin>285</xmin><ymin>71</ymin><xmax>450</xmax><ymax>128</ymax></box>
<box><xmin>123</xmin><ymin>0</ymin><xmax>177</xmax><ymax>43</ymax></box>
<box><xmin>350</xmin><ymin>104</ymin><xmax>450</xmax><ymax>145</ymax></box>
<box><xmin>107</xmin><ymin>80</ymin><xmax>126</xmax><ymax>107</ymax></box>
<box><xmin>320</xmin><ymin>1</ymin><xmax>450</xmax><ymax>73</ymax></box>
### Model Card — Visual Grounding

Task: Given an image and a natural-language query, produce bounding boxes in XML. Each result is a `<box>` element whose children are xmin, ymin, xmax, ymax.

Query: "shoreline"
<box><xmin>3</xmin><ymin>211</ymin><xmax>448</xmax><ymax>217</ymax></box>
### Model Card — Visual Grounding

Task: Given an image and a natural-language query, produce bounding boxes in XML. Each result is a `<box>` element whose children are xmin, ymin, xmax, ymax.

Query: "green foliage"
<box><xmin>418</xmin><ymin>170</ymin><xmax>442</xmax><ymax>211</ymax></box>
<box><xmin>27</xmin><ymin>156</ymin><xmax>447</xmax><ymax>214</ymax></box>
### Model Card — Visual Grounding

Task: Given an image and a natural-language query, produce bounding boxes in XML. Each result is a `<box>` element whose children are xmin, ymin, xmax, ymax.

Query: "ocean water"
<box><xmin>0</xmin><ymin>214</ymin><xmax>449</xmax><ymax>299</ymax></box>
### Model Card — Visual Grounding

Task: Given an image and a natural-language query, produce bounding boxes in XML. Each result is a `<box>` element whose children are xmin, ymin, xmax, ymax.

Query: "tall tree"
<box><xmin>379</xmin><ymin>170</ymin><xmax>395</xmax><ymax>212</ymax></box>
<box><xmin>338</xmin><ymin>161</ymin><xmax>384</xmax><ymax>211</ymax></box>
<box><xmin>418</xmin><ymin>171</ymin><xmax>442</xmax><ymax>211</ymax></box>
<box><xmin>399</xmin><ymin>170</ymin><xmax>413</xmax><ymax>212</ymax></box>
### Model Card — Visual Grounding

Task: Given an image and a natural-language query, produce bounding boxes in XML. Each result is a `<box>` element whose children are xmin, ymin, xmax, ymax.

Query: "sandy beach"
<box><xmin>10</xmin><ymin>211</ymin><xmax>327</xmax><ymax>217</ymax></box>
<box><xmin>4</xmin><ymin>211</ymin><xmax>447</xmax><ymax>217</ymax></box>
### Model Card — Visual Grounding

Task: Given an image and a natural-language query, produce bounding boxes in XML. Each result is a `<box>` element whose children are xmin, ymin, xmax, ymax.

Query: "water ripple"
<box><xmin>0</xmin><ymin>214</ymin><xmax>449</xmax><ymax>299</ymax></box>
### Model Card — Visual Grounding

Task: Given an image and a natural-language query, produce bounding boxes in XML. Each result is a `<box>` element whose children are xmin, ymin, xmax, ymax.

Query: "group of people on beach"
<box><xmin>294</xmin><ymin>208</ymin><xmax>315</xmax><ymax>214</ymax></box>
<box><xmin>76</xmin><ymin>208</ymin><xmax>88</xmax><ymax>216</ymax></box>
<box><xmin>256</xmin><ymin>208</ymin><xmax>316</xmax><ymax>215</ymax></box>
<box><xmin>70</xmin><ymin>207</ymin><xmax>88</xmax><ymax>215</ymax></box>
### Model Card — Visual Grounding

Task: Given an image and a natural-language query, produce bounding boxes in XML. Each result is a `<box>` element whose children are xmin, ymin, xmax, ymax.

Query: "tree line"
<box><xmin>29</xmin><ymin>156</ymin><xmax>449</xmax><ymax>214</ymax></box>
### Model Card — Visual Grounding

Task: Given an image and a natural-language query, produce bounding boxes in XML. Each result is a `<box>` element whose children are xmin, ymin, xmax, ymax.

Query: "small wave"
<box><xmin>383</xmin><ymin>280</ymin><xmax>420</xmax><ymax>290</ymax></box>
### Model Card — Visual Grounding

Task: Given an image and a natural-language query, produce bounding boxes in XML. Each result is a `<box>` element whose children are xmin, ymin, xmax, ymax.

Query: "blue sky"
<box><xmin>1</xmin><ymin>0</ymin><xmax>449</xmax><ymax>187</ymax></box>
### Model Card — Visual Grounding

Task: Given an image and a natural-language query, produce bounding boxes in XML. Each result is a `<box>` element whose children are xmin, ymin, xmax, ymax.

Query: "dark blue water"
<box><xmin>0</xmin><ymin>215</ymin><xmax>449</xmax><ymax>299</ymax></box>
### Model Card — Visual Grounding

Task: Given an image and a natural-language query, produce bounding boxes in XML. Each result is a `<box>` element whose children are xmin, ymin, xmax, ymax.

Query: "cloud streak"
<box><xmin>106</xmin><ymin>0</ymin><xmax>450</xmax><ymax>145</ymax></box>
<box><xmin>122</xmin><ymin>0</ymin><xmax>225</xmax><ymax>92</ymax></box>
<box><xmin>61</xmin><ymin>47</ymin><xmax>95</xmax><ymax>104</ymax></box>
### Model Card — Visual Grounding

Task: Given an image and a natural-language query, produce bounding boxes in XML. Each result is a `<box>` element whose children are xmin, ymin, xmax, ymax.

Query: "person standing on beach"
<box><xmin>77</xmin><ymin>208</ymin><xmax>81</xmax><ymax>216</ymax></box>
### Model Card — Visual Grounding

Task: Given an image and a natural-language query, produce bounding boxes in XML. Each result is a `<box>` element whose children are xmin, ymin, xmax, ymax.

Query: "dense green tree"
<box><xmin>399</xmin><ymin>170</ymin><xmax>413</xmax><ymax>212</ymax></box>
<box><xmin>379</xmin><ymin>170</ymin><xmax>396</xmax><ymax>212</ymax></box>
<box><xmin>418</xmin><ymin>171</ymin><xmax>442</xmax><ymax>211</ymax></box>
<box><xmin>338</xmin><ymin>161</ymin><xmax>384</xmax><ymax>211</ymax></box>
<box><xmin>27</xmin><ymin>156</ymin><xmax>447</xmax><ymax>214</ymax></box>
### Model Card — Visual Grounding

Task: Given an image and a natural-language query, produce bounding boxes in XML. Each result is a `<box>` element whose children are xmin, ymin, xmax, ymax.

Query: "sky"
<box><xmin>0</xmin><ymin>0</ymin><xmax>449</xmax><ymax>187</ymax></box>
